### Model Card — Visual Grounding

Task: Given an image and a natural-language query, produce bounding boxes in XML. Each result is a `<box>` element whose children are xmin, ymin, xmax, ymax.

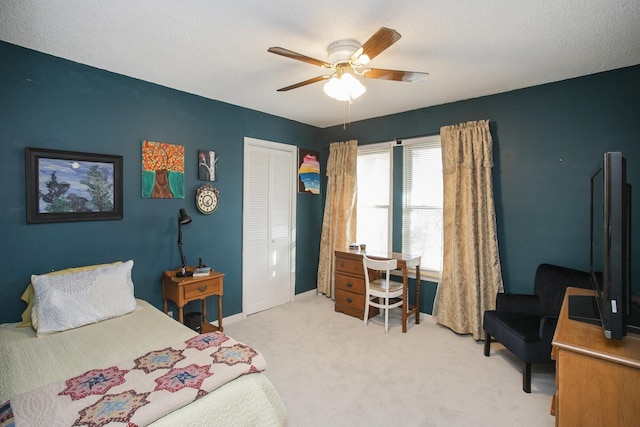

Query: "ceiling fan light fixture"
<box><xmin>323</xmin><ymin>72</ymin><xmax>366</xmax><ymax>102</ymax></box>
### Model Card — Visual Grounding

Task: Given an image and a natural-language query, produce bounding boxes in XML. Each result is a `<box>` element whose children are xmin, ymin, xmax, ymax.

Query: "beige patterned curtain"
<box><xmin>434</xmin><ymin>120</ymin><xmax>503</xmax><ymax>339</ymax></box>
<box><xmin>317</xmin><ymin>140</ymin><xmax>358</xmax><ymax>298</ymax></box>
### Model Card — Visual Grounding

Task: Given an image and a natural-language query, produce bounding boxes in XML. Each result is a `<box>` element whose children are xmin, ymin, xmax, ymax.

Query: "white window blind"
<box><xmin>402</xmin><ymin>137</ymin><xmax>443</xmax><ymax>272</ymax></box>
<box><xmin>356</xmin><ymin>145</ymin><xmax>391</xmax><ymax>253</ymax></box>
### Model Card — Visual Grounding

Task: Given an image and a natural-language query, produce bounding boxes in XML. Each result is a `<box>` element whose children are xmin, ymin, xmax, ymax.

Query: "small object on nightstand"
<box><xmin>184</xmin><ymin>312</ymin><xmax>202</xmax><ymax>333</ymax></box>
<box><xmin>193</xmin><ymin>266</ymin><xmax>212</xmax><ymax>277</ymax></box>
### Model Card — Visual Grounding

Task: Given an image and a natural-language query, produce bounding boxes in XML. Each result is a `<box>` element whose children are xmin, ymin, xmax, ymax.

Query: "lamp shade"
<box><xmin>178</xmin><ymin>208</ymin><xmax>192</xmax><ymax>225</ymax></box>
<box><xmin>323</xmin><ymin>72</ymin><xmax>366</xmax><ymax>102</ymax></box>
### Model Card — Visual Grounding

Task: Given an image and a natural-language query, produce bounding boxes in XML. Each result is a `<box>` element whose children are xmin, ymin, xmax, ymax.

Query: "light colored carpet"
<box><xmin>223</xmin><ymin>291</ymin><xmax>556</xmax><ymax>427</ymax></box>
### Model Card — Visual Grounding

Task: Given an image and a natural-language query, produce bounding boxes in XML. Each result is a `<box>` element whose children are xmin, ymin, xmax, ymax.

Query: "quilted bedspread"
<box><xmin>1</xmin><ymin>332</ymin><xmax>266</xmax><ymax>427</ymax></box>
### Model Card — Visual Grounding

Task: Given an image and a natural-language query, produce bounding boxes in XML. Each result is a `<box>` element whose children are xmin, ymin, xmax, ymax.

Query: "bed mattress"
<box><xmin>0</xmin><ymin>299</ymin><xmax>286</xmax><ymax>426</ymax></box>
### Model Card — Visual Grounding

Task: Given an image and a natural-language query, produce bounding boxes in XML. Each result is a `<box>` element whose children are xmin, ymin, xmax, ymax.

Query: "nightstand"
<box><xmin>161</xmin><ymin>267</ymin><xmax>225</xmax><ymax>333</ymax></box>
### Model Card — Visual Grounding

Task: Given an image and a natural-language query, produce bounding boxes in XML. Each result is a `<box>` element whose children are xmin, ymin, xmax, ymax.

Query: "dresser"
<box><xmin>334</xmin><ymin>249</ymin><xmax>421</xmax><ymax>332</ymax></box>
<box><xmin>334</xmin><ymin>250</ymin><xmax>379</xmax><ymax>320</ymax></box>
<box><xmin>551</xmin><ymin>287</ymin><xmax>640</xmax><ymax>426</ymax></box>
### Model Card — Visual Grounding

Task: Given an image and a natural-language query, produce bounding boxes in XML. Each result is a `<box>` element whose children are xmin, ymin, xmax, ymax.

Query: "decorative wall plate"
<box><xmin>195</xmin><ymin>183</ymin><xmax>219</xmax><ymax>214</ymax></box>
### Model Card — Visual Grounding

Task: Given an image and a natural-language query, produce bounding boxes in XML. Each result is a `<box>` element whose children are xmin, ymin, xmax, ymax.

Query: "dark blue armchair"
<box><xmin>483</xmin><ymin>263</ymin><xmax>592</xmax><ymax>392</ymax></box>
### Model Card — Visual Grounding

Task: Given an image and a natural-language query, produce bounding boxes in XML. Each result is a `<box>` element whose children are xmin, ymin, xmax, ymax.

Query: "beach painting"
<box><xmin>298</xmin><ymin>149</ymin><xmax>320</xmax><ymax>194</ymax></box>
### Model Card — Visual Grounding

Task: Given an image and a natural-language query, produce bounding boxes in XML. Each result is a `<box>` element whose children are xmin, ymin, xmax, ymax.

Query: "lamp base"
<box><xmin>176</xmin><ymin>267</ymin><xmax>193</xmax><ymax>277</ymax></box>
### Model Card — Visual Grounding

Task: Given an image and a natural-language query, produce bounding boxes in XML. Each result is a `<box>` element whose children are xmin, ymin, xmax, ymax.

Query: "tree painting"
<box><xmin>198</xmin><ymin>150</ymin><xmax>218</xmax><ymax>181</ymax></box>
<box><xmin>38</xmin><ymin>159</ymin><xmax>114</xmax><ymax>213</ymax></box>
<box><xmin>141</xmin><ymin>141</ymin><xmax>185</xmax><ymax>198</ymax></box>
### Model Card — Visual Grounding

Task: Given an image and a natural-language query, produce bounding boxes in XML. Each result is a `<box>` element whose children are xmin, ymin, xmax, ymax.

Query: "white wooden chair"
<box><xmin>362</xmin><ymin>255</ymin><xmax>404</xmax><ymax>333</ymax></box>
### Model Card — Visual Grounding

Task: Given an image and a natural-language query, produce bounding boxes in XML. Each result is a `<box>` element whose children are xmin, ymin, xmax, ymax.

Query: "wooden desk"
<box><xmin>161</xmin><ymin>267</ymin><xmax>225</xmax><ymax>333</ymax></box>
<box><xmin>334</xmin><ymin>249</ymin><xmax>421</xmax><ymax>333</ymax></box>
<box><xmin>551</xmin><ymin>287</ymin><xmax>640</xmax><ymax>426</ymax></box>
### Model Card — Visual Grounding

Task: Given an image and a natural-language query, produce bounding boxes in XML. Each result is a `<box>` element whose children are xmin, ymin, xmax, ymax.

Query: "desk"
<box><xmin>334</xmin><ymin>249</ymin><xmax>421</xmax><ymax>333</ymax></box>
<box><xmin>551</xmin><ymin>287</ymin><xmax>640</xmax><ymax>426</ymax></box>
<box><xmin>161</xmin><ymin>267</ymin><xmax>224</xmax><ymax>333</ymax></box>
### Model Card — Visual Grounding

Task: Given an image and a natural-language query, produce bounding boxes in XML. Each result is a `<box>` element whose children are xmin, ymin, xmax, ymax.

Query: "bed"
<box><xmin>0</xmin><ymin>261</ymin><xmax>286</xmax><ymax>426</ymax></box>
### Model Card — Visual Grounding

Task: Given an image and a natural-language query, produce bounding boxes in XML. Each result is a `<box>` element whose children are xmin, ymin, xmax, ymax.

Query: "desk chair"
<box><xmin>363</xmin><ymin>255</ymin><xmax>404</xmax><ymax>333</ymax></box>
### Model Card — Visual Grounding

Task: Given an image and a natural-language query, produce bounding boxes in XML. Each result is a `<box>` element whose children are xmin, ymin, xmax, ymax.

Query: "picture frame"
<box><xmin>298</xmin><ymin>148</ymin><xmax>320</xmax><ymax>194</ymax></box>
<box><xmin>26</xmin><ymin>147</ymin><xmax>123</xmax><ymax>224</ymax></box>
<box><xmin>198</xmin><ymin>150</ymin><xmax>218</xmax><ymax>181</ymax></box>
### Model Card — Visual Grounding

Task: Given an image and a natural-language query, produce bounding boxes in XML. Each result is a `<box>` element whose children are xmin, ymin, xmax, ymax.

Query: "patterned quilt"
<box><xmin>0</xmin><ymin>332</ymin><xmax>266</xmax><ymax>427</ymax></box>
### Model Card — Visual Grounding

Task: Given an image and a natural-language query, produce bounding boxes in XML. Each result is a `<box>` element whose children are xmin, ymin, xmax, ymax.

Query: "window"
<box><xmin>401</xmin><ymin>137</ymin><xmax>443</xmax><ymax>272</ymax></box>
<box><xmin>356</xmin><ymin>136</ymin><xmax>443</xmax><ymax>276</ymax></box>
<box><xmin>356</xmin><ymin>145</ymin><xmax>391</xmax><ymax>254</ymax></box>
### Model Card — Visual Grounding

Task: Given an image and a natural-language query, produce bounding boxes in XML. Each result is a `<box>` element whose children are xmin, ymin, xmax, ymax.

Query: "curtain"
<box><xmin>317</xmin><ymin>140</ymin><xmax>358</xmax><ymax>298</ymax></box>
<box><xmin>434</xmin><ymin>120</ymin><xmax>503</xmax><ymax>340</ymax></box>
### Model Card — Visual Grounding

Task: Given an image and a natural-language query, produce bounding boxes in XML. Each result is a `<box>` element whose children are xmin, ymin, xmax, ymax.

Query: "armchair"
<box><xmin>483</xmin><ymin>263</ymin><xmax>591</xmax><ymax>392</ymax></box>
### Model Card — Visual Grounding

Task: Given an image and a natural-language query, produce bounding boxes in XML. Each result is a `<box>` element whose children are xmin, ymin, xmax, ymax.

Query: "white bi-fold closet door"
<box><xmin>242</xmin><ymin>137</ymin><xmax>296</xmax><ymax>315</ymax></box>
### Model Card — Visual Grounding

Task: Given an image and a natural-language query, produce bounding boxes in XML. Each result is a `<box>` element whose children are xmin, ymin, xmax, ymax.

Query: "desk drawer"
<box><xmin>335</xmin><ymin>273</ymin><xmax>365</xmax><ymax>294</ymax></box>
<box><xmin>335</xmin><ymin>258</ymin><xmax>364</xmax><ymax>275</ymax></box>
<box><xmin>335</xmin><ymin>289</ymin><xmax>364</xmax><ymax>312</ymax></box>
<box><xmin>183</xmin><ymin>280</ymin><xmax>220</xmax><ymax>299</ymax></box>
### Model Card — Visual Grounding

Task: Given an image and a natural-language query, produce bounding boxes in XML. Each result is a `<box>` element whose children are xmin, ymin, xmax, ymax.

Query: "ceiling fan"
<box><xmin>268</xmin><ymin>27</ymin><xmax>428</xmax><ymax>101</ymax></box>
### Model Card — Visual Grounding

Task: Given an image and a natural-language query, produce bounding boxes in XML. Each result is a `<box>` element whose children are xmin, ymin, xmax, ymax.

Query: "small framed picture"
<box><xmin>298</xmin><ymin>149</ymin><xmax>320</xmax><ymax>194</ymax></box>
<box><xmin>198</xmin><ymin>150</ymin><xmax>218</xmax><ymax>181</ymax></box>
<box><xmin>25</xmin><ymin>147</ymin><xmax>123</xmax><ymax>224</ymax></box>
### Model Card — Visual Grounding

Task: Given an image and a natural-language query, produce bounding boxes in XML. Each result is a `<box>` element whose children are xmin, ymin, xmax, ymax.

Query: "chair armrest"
<box><xmin>495</xmin><ymin>293</ymin><xmax>543</xmax><ymax>316</ymax></box>
<box><xmin>539</xmin><ymin>315</ymin><xmax>559</xmax><ymax>341</ymax></box>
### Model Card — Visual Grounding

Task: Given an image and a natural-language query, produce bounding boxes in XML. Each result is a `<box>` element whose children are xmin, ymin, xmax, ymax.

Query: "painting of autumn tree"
<box><xmin>141</xmin><ymin>141</ymin><xmax>185</xmax><ymax>198</ymax></box>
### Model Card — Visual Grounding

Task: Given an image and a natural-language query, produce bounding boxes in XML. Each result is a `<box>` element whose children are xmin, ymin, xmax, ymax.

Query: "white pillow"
<box><xmin>31</xmin><ymin>260</ymin><xmax>137</xmax><ymax>336</ymax></box>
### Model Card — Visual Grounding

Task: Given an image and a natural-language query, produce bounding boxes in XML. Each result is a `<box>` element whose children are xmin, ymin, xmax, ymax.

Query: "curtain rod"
<box><xmin>364</xmin><ymin>132</ymin><xmax>440</xmax><ymax>146</ymax></box>
<box><xmin>322</xmin><ymin>132</ymin><xmax>439</xmax><ymax>151</ymax></box>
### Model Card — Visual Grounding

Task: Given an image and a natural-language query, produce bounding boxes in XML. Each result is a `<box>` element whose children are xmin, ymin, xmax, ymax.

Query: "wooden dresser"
<box><xmin>334</xmin><ymin>250</ymin><xmax>379</xmax><ymax>320</ymax></box>
<box><xmin>551</xmin><ymin>287</ymin><xmax>640</xmax><ymax>426</ymax></box>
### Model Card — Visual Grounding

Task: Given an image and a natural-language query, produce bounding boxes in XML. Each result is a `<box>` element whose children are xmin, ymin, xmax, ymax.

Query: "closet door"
<box><xmin>243</xmin><ymin>137</ymin><xmax>296</xmax><ymax>315</ymax></box>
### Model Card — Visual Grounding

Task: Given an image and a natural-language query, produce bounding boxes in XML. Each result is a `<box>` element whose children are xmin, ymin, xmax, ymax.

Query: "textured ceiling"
<box><xmin>1</xmin><ymin>0</ymin><xmax>639</xmax><ymax>128</ymax></box>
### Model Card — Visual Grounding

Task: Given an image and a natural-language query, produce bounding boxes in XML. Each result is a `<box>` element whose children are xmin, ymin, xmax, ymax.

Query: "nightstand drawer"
<box><xmin>183</xmin><ymin>280</ymin><xmax>220</xmax><ymax>299</ymax></box>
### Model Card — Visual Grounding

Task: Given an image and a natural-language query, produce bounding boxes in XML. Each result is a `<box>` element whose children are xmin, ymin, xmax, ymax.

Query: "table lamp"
<box><xmin>176</xmin><ymin>208</ymin><xmax>193</xmax><ymax>277</ymax></box>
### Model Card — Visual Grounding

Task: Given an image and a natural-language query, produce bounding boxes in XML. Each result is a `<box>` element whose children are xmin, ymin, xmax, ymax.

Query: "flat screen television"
<box><xmin>570</xmin><ymin>151</ymin><xmax>639</xmax><ymax>339</ymax></box>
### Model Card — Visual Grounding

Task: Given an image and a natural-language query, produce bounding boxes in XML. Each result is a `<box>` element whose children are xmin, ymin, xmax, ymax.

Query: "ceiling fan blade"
<box><xmin>268</xmin><ymin>47</ymin><xmax>333</xmax><ymax>68</ymax></box>
<box><xmin>363</xmin><ymin>68</ymin><xmax>429</xmax><ymax>83</ymax></box>
<box><xmin>351</xmin><ymin>27</ymin><xmax>401</xmax><ymax>64</ymax></box>
<box><xmin>276</xmin><ymin>75</ymin><xmax>332</xmax><ymax>92</ymax></box>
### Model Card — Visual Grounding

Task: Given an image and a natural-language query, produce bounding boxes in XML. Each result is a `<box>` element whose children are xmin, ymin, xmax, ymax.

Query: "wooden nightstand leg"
<box><xmin>163</xmin><ymin>299</ymin><xmax>168</xmax><ymax>314</ymax></box>
<box><xmin>178</xmin><ymin>307</ymin><xmax>184</xmax><ymax>324</ymax></box>
<box><xmin>217</xmin><ymin>295</ymin><xmax>223</xmax><ymax>332</ymax></box>
<box><xmin>201</xmin><ymin>299</ymin><xmax>207</xmax><ymax>325</ymax></box>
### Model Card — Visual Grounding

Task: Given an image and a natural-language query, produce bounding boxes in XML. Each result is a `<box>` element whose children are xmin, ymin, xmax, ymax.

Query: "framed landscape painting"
<box><xmin>25</xmin><ymin>147</ymin><xmax>123</xmax><ymax>224</ymax></box>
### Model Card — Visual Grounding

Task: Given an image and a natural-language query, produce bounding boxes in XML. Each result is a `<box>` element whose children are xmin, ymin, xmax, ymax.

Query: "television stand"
<box><xmin>568</xmin><ymin>295</ymin><xmax>601</xmax><ymax>326</ymax></box>
<box><xmin>552</xmin><ymin>287</ymin><xmax>640</xmax><ymax>426</ymax></box>
<box><xmin>568</xmin><ymin>294</ymin><xmax>640</xmax><ymax>334</ymax></box>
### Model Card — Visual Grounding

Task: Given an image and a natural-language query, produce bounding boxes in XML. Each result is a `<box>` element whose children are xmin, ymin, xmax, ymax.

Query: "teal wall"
<box><xmin>321</xmin><ymin>65</ymin><xmax>640</xmax><ymax>312</ymax></box>
<box><xmin>0</xmin><ymin>42</ymin><xmax>323</xmax><ymax>323</ymax></box>
<box><xmin>1</xmin><ymin>40</ymin><xmax>638</xmax><ymax>323</ymax></box>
